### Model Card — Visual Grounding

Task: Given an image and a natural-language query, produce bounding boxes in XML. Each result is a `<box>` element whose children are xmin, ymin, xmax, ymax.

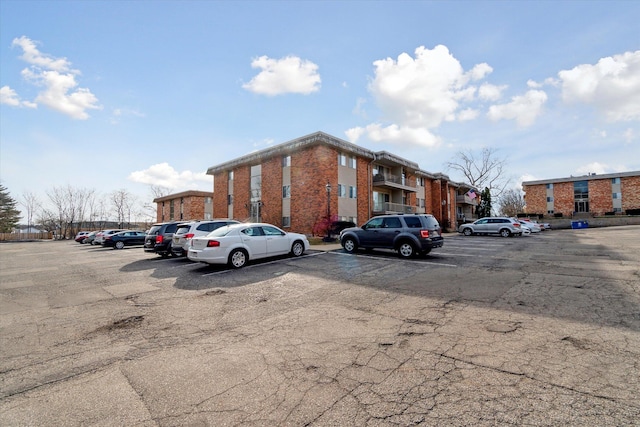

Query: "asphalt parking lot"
<box><xmin>1</xmin><ymin>226</ymin><xmax>639</xmax><ymax>426</ymax></box>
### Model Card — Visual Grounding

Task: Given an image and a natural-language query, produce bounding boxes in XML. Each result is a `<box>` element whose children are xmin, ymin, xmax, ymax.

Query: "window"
<box><xmin>612</xmin><ymin>177</ymin><xmax>620</xmax><ymax>184</ymax></box>
<box><xmin>169</xmin><ymin>200</ymin><xmax>174</xmax><ymax>220</ymax></box>
<box><xmin>282</xmin><ymin>216</ymin><xmax>291</xmax><ymax>227</ymax></box>
<box><xmin>612</xmin><ymin>192</ymin><xmax>621</xmax><ymax>199</ymax></box>
<box><xmin>250</xmin><ymin>165</ymin><xmax>261</xmax><ymax>202</ymax></box>
<box><xmin>228</xmin><ymin>171</ymin><xmax>234</xmax><ymax>180</ymax></box>
<box><xmin>338</xmin><ymin>153</ymin><xmax>347</xmax><ymax>166</ymax></box>
<box><xmin>546</xmin><ymin>183</ymin><xmax>553</xmax><ymax>189</ymax></box>
<box><xmin>349</xmin><ymin>156</ymin><xmax>356</xmax><ymax>168</ymax></box>
<box><xmin>227</xmin><ymin>194</ymin><xmax>233</xmax><ymax>205</ymax></box>
<box><xmin>383</xmin><ymin>217</ymin><xmax>402</xmax><ymax>228</ymax></box>
<box><xmin>262</xmin><ymin>226</ymin><xmax>285</xmax><ymax>236</ymax></box>
<box><xmin>404</xmin><ymin>217</ymin><xmax>422</xmax><ymax>228</ymax></box>
<box><xmin>547</xmin><ymin>210</ymin><xmax>554</xmax><ymax>214</ymax></box>
<box><xmin>338</xmin><ymin>153</ymin><xmax>356</xmax><ymax>168</ymax></box>
<box><xmin>349</xmin><ymin>186</ymin><xmax>357</xmax><ymax>198</ymax></box>
<box><xmin>282</xmin><ymin>185</ymin><xmax>291</xmax><ymax>198</ymax></box>
<box><xmin>337</xmin><ymin>184</ymin><xmax>346</xmax><ymax>198</ymax></box>
<box><xmin>547</xmin><ymin>196</ymin><xmax>554</xmax><ymax>202</ymax></box>
<box><xmin>282</xmin><ymin>155</ymin><xmax>291</xmax><ymax>167</ymax></box>
<box><xmin>205</xmin><ymin>197</ymin><xmax>212</xmax><ymax>204</ymax></box>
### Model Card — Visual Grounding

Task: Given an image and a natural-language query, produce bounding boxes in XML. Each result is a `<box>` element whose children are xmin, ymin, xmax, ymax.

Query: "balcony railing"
<box><xmin>373</xmin><ymin>202</ymin><xmax>415</xmax><ymax>214</ymax></box>
<box><xmin>373</xmin><ymin>174</ymin><xmax>416</xmax><ymax>191</ymax></box>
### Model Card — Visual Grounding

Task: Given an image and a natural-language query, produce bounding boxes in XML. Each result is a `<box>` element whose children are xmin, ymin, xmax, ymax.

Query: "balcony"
<box><xmin>373</xmin><ymin>202</ymin><xmax>415</xmax><ymax>215</ymax></box>
<box><xmin>456</xmin><ymin>194</ymin><xmax>478</xmax><ymax>205</ymax></box>
<box><xmin>373</xmin><ymin>174</ymin><xmax>417</xmax><ymax>192</ymax></box>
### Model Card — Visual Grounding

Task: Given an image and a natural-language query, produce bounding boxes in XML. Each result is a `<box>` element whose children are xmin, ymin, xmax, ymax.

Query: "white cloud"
<box><xmin>487</xmin><ymin>90</ymin><xmax>548</xmax><ymax>127</ymax></box>
<box><xmin>128</xmin><ymin>163</ymin><xmax>210</xmax><ymax>189</ymax></box>
<box><xmin>352</xmin><ymin>45</ymin><xmax>501</xmax><ymax>147</ymax></box>
<box><xmin>0</xmin><ymin>85</ymin><xmax>37</xmax><ymax>108</ymax></box>
<box><xmin>558</xmin><ymin>50</ymin><xmax>640</xmax><ymax>121</ymax></box>
<box><xmin>347</xmin><ymin>123</ymin><xmax>441</xmax><ymax>147</ymax></box>
<box><xmin>623</xmin><ymin>128</ymin><xmax>635</xmax><ymax>144</ymax></box>
<box><xmin>242</xmin><ymin>55</ymin><xmax>321</xmax><ymax>96</ymax></box>
<box><xmin>575</xmin><ymin>162</ymin><xmax>610</xmax><ymax>175</ymax></box>
<box><xmin>8</xmin><ymin>36</ymin><xmax>100</xmax><ymax>119</ymax></box>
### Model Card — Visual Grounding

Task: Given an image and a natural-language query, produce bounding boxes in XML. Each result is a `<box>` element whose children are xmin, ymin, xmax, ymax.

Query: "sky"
<box><xmin>1</xmin><ymin>0</ymin><xmax>639</xmax><ymax>220</ymax></box>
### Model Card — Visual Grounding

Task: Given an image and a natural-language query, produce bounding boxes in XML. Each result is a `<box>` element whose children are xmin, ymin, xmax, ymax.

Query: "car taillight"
<box><xmin>514</xmin><ymin>223</ymin><xmax>521</xmax><ymax>228</ymax></box>
<box><xmin>155</xmin><ymin>235</ymin><xmax>163</xmax><ymax>244</ymax></box>
<box><xmin>420</xmin><ymin>230</ymin><xmax>430</xmax><ymax>238</ymax></box>
<box><xmin>206</xmin><ymin>240</ymin><xmax>220</xmax><ymax>247</ymax></box>
<box><xmin>105</xmin><ymin>236</ymin><xmax>112</xmax><ymax>240</ymax></box>
<box><xmin>185</xmin><ymin>233</ymin><xmax>195</xmax><ymax>239</ymax></box>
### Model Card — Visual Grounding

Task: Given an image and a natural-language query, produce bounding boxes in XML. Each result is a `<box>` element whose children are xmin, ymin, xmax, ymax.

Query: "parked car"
<box><xmin>144</xmin><ymin>222</ymin><xmax>182</xmax><ymax>257</ymax></box>
<box><xmin>187</xmin><ymin>223</ymin><xmax>310</xmax><ymax>268</ymax></box>
<box><xmin>458</xmin><ymin>217</ymin><xmax>522</xmax><ymax>237</ymax></box>
<box><xmin>94</xmin><ymin>229</ymin><xmax>127</xmax><ymax>245</ymax></box>
<box><xmin>75</xmin><ymin>231</ymin><xmax>91</xmax><ymax>243</ymax></box>
<box><xmin>171</xmin><ymin>219</ymin><xmax>239</xmax><ymax>257</ymax></box>
<box><xmin>519</xmin><ymin>224</ymin><xmax>532</xmax><ymax>236</ymax></box>
<box><xmin>339</xmin><ymin>214</ymin><xmax>444</xmax><ymax>258</ymax></box>
<box><xmin>103</xmin><ymin>230</ymin><xmax>147</xmax><ymax>249</ymax></box>
<box><xmin>83</xmin><ymin>231</ymin><xmax>99</xmax><ymax>245</ymax></box>
<box><xmin>517</xmin><ymin>219</ymin><xmax>541</xmax><ymax>233</ymax></box>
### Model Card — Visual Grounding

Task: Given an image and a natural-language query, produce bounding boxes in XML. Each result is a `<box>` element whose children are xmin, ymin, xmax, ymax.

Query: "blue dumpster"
<box><xmin>571</xmin><ymin>220</ymin><xmax>589</xmax><ymax>229</ymax></box>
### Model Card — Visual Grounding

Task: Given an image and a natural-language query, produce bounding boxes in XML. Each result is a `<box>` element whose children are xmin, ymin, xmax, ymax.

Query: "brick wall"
<box><xmin>213</xmin><ymin>172</ymin><xmax>228</xmax><ymax>218</ymax></box>
<box><xmin>523</xmin><ymin>184</ymin><xmax>547</xmax><ymax>214</ymax></box>
<box><xmin>589</xmin><ymin>179</ymin><xmax>613</xmax><ymax>215</ymax></box>
<box><xmin>261</xmin><ymin>156</ymin><xmax>283</xmax><ymax>226</ymax></box>
<box><xmin>553</xmin><ymin>182</ymin><xmax>574</xmax><ymax>216</ymax></box>
<box><xmin>290</xmin><ymin>145</ymin><xmax>337</xmax><ymax>234</ymax></box>
<box><xmin>356</xmin><ymin>157</ymin><xmax>370</xmax><ymax>224</ymax></box>
<box><xmin>233</xmin><ymin>166</ymin><xmax>250</xmax><ymax>221</ymax></box>
<box><xmin>622</xmin><ymin>176</ymin><xmax>640</xmax><ymax>211</ymax></box>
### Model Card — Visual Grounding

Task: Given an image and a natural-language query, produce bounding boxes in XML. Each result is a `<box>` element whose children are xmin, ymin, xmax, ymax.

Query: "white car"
<box><xmin>171</xmin><ymin>219</ymin><xmax>239</xmax><ymax>257</ymax></box>
<box><xmin>188</xmin><ymin>223</ymin><xmax>310</xmax><ymax>268</ymax></box>
<box><xmin>518</xmin><ymin>220</ymin><xmax>541</xmax><ymax>233</ymax></box>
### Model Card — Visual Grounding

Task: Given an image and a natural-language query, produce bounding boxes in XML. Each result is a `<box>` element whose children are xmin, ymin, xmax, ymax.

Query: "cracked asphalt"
<box><xmin>1</xmin><ymin>225</ymin><xmax>639</xmax><ymax>426</ymax></box>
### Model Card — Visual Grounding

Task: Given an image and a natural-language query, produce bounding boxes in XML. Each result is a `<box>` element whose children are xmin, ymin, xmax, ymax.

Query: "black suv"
<box><xmin>339</xmin><ymin>214</ymin><xmax>444</xmax><ymax>258</ymax></box>
<box><xmin>144</xmin><ymin>221</ymin><xmax>182</xmax><ymax>257</ymax></box>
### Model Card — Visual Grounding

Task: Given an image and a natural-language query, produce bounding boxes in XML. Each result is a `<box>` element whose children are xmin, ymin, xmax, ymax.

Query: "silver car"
<box><xmin>458</xmin><ymin>217</ymin><xmax>522</xmax><ymax>237</ymax></box>
<box><xmin>171</xmin><ymin>219</ymin><xmax>239</xmax><ymax>257</ymax></box>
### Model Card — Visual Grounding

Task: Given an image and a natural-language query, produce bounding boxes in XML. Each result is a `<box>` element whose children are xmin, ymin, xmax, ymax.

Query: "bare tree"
<box><xmin>149</xmin><ymin>185</ymin><xmax>171</xmax><ymax>199</ymax></box>
<box><xmin>111</xmin><ymin>189</ymin><xmax>135</xmax><ymax>228</ymax></box>
<box><xmin>497</xmin><ymin>188</ymin><xmax>526</xmax><ymax>217</ymax></box>
<box><xmin>46</xmin><ymin>185</ymin><xmax>95</xmax><ymax>239</ymax></box>
<box><xmin>445</xmin><ymin>147</ymin><xmax>511</xmax><ymax>198</ymax></box>
<box><xmin>20</xmin><ymin>191</ymin><xmax>41</xmax><ymax>231</ymax></box>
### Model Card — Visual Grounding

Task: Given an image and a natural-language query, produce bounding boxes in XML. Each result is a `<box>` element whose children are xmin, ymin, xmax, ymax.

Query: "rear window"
<box><xmin>175</xmin><ymin>225</ymin><xmax>193</xmax><ymax>235</ymax></box>
<box><xmin>148</xmin><ymin>225</ymin><xmax>162</xmax><ymax>235</ymax></box>
<box><xmin>422</xmin><ymin>216</ymin><xmax>440</xmax><ymax>228</ymax></box>
<box><xmin>165</xmin><ymin>224</ymin><xmax>179</xmax><ymax>234</ymax></box>
<box><xmin>207</xmin><ymin>226</ymin><xmax>233</xmax><ymax>238</ymax></box>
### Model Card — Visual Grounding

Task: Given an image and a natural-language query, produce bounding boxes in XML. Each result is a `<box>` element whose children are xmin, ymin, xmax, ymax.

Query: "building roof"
<box><xmin>522</xmin><ymin>170</ymin><xmax>640</xmax><ymax>186</ymax></box>
<box><xmin>153</xmin><ymin>190</ymin><xmax>213</xmax><ymax>203</ymax></box>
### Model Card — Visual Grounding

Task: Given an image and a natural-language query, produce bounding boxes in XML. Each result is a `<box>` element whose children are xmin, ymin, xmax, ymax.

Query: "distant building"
<box><xmin>522</xmin><ymin>171</ymin><xmax>640</xmax><ymax>217</ymax></box>
<box><xmin>153</xmin><ymin>190</ymin><xmax>214</xmax><ymax>223</ymax></box>
<box><xmin>205</xmin><ymin>131</ymin><xmax>476</xmax><ymax>235</ymax></box>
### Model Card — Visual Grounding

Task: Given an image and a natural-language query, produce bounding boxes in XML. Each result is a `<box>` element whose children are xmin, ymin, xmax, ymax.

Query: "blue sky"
<box><xmin>1</xmin><ymin>0</ymin><xmax>639</xmax><ymax>220</ymax></box>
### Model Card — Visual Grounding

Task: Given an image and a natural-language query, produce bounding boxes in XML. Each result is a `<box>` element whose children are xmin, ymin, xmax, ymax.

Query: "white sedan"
<box><xmin>518</xmin><ymin>220</ymin><xmax>542</xmax><ymax>233</ymax></box>
<box><xmin>187</xmin><ymin>223</ymin><xmax>310</xmax><ymax>268</ymax></box>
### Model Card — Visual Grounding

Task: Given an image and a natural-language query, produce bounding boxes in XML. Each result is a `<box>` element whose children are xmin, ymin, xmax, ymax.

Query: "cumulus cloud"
<box><xmin>348</xmin><ymin>45</ymin><xmax>510</xmax><ymax>147</ymax></box>
<box><xmin>558</xmin><ymin>50</ymin><xmax>640</xmax><ymax>121</ymax></box>
<box><xmin>6</xmin><ymin>36</ymin><xmax>100</xmax><ymax>119</ymax></box>
<box><xmin>0</xmin><ymin>85</ymin><xmax>37</xmax><ymax>108</ymax></box>
<box><xmin>487</xmin><ymin>90</ymin><xmax>548</xmax><ymax>127</ymax></box>
<box><xmin>242</xmin><ymin>55</ymin><xmax>321</xmax><ymax>96</ymax></box>
<box><xmin>128</xmin><ymin>163</ymin><xmax>211</xmax><ymax>189</ymax></box>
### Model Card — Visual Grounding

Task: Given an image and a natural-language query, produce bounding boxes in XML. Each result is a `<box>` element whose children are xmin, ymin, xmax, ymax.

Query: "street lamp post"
<box><xmin>325</xmin><ymin>182</ymin><xmax>332</xmax><ymax>241</ymax></box>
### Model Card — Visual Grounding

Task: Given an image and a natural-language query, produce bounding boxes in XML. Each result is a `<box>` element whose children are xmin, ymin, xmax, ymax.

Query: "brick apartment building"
<box><xmin>153</xmin><ymin>190</ymin><xmax>214</xmax><ymax>222</ymax></box>
<box><xmin>204</xmin><ymin>131</ymin><xmax>476</xmax><ymax>235</ymax></box>
<box><xmin>522</xmin><ymin>171</ymin><xmax>640</xmax><ymax>217</ymax></box>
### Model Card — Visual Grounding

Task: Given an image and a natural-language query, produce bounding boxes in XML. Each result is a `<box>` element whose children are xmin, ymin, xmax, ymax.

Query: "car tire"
<box><xmin>500</xmin><ymin>228</ymin><xmax>512</xmax><ymax>238</ymax></box>
<box><xmin>115</xmin><ymin>241</ymin><xmax>125</xmax><ymax>249</ymax></box>
<box><xmin>229</xmin><ymin>248</ymin><xmax>248</xmax><ymax>268</ymax></box>
<box><xmin>291</xmin><ymin>241</ymin><xmax>305</xmax><ymax>257</ymax></box>
<box><xmin>463</xmin><ymin>228</ymin><xmax>473</xmax><ymax>236</ymax></box>
<box><xmin>342</xmin><ymin>237</ymin><xmax>357</xmax><ymax>253</ymax></box>
<box><xmin>397</xmin><ymin>241</ymin><xmax>416</xmax><ymax>258</ymax></box>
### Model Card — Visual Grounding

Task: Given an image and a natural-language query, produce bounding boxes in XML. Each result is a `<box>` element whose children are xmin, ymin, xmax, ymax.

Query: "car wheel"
<box><xmin>500</xmin><ymin>228</ymin><xmax>512</xmax><ymax>238</ymax></box>
<box><xmin>398</xmin><ymin>241</ymin><xmax>416</xmax><ymax>258</ymax></box>
<box><xmin>463</xmin><ymin>228</ymin><xmax>473</xmax><ymax>236</ymax></box>
<box><xmin>342</xmin><ymin>237</ymin><xmax>357</xmax><ymax>253</ymax></box>
<box><xmin>115</xmin><ymin>241</ymin><xmax>125</xmax><ymax>249</ymax></box>
<box><xmin>229</xmin><ymin>249</ymin><xmax>248</xmax><ymax>268</ymax></box>
<box><xmin>291</xmin><ymin>241</ymin><xmax>305</xmax><ymax>257</ymax></box>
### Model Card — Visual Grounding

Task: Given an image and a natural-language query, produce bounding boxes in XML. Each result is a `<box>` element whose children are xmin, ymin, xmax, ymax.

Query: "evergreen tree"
<box><xmin>476</xmin><ymin>187</ymin><xmax>492</xmax><ymax>218</ymax></box>
<box><xmin>0</xmin><ymin>184</ymin><xmax>22</xmax><ymax>232</ymax></box>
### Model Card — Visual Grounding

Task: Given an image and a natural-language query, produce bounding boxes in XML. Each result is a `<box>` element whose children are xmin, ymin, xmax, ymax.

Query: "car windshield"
<box><xmin>207</xmin><ymin>226</ymin><xmax>234</xmax><ymax>238</ymax></box>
